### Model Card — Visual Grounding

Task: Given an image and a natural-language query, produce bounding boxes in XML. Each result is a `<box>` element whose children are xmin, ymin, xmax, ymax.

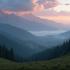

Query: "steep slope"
<box><xmin>0</xmin><ymin>13</ymin><xmax>63</xmax><ymax>31</ymax></box>
<box><xmin>29</xmin><ymin>40</ymin><xmax>70</xmax><ymax>61</ymax></box>
<box><xmin>0</xmin><ymin>24</ymin><xmax>44</xmax><ymax>57</ymax></box>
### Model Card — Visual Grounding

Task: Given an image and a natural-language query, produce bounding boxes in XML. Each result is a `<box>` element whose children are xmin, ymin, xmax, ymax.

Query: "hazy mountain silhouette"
<box><xmin>0</xmin><ymin>23</ymin><xmax>45</xmax><ymax>57</ymax></box>
<box><xmin>0</xmin><ymin>13</ymin><xmax>64</xmax><ymax>31</ymax></box>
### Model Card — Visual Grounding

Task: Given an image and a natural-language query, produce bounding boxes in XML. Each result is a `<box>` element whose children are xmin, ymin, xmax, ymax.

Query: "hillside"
<box><xmin>0</xmin><ymin>23</ymin><xmax>45</xmax><ymax>58</ymax></box>
<box><xmin>0</xmin><ymin>54</ymin><xmax>70</xmax><ymax>70</ymax></box>
<box><xmin>0</xmin><ymin>40</ymin><xmax>70</xmax><ymax>70</ymax></box>
<box><xmin>28</xmin><ymin>40</ymin><xmax>70</xmax><ymax>61</ymax></box>
<box><xmin>0</xmin><ymin>58</ymin><xmax>21</xmax><ymax>70</ymax></box>
<box><xmin>19</xmin><ymin>54</ymin><xmax>70</xmax><ymax>70</ymax></box>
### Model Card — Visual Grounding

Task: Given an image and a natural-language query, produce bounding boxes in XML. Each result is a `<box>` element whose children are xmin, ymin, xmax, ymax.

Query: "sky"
<box><xmin>0</xmin><ymin>0</ymin><xmax>70</xmax><ymax>25</ymax></box>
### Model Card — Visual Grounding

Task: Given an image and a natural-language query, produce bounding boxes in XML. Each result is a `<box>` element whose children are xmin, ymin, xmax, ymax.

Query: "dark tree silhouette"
<box><xmin>0</xmin><ymin>45</ymin><xmax>15</xmax><ymax>61</ymax></box>
<box><xmin>10</xmin><ymin>48</ymin><xmax>15</xmax><ymax>60</ymax></box>
<box><xmin>30</xmin><ymin>40</ymin><xmax>70</xmax><ymax>61</ymax></box>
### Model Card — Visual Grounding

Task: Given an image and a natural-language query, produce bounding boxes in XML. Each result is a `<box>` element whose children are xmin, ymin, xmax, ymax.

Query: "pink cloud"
<box><xmin>0</xmin><ymin>10</ymin><xmax>31</xmax><ymax>16</ymax></box>
<box><xmin>43</xmin><ymin>0</ymin><xmax>58</xmax><ymax>8</ymax></box>
<box><xmin>0</xmin><ymin>0</ymin><xmax>59</xmax><ymax>16</ymax></box>
<box><xmin>32</xmin><ymin>0</ymin><xmax>45</xmax><ymax>13</ymax></box>
<box><xmin>32</xmin><ymin>0</ymin><xmax>59</xmax><ymax>13</ymax></box>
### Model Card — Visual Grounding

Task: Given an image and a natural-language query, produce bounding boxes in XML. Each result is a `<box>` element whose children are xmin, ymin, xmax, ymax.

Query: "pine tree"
<box><xmin>0</xmin><ymin>44</ymin><xmax>15</xmax><ymax>61</ymax></box>
<box><xmin>10</xmin><ymin>48</ymin><xmax>15</xmax><ymax>61</ymax></box>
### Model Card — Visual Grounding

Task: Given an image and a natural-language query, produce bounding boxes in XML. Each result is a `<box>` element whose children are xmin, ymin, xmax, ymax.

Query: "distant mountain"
<box><xmin>36</xmin><ymin>34</ymin><xmax>65</xmax><ymax>47</ymax></box>
<box><xmin>0</xmin><ymin>13</ymin><xmax>63</xmax><ymax>31</ymax></box>
<box><xmin>38</xmin><ymin>30</ymin><xmax>70</xmax><ymax>47</ymax></box>
<box><xmin>23</xmin><ymin>14</ymin><xmax>64</xmax><ymax>29</ymax></box>
<box><xmin>0</xmin><ymin>24</ymin><xmax>45</xmax><ymax>58</ymax></box>
<box><xmin>59</xmin><ymin>31</ymin><xmax>70</xmax><ymax>39</ymax></box>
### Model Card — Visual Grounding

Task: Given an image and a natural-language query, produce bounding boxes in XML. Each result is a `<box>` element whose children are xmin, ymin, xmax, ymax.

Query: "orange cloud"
<box><xmin>39</xmin><ymin>16</ymin><xmax>70</xmax><ymax>24</ymax></box>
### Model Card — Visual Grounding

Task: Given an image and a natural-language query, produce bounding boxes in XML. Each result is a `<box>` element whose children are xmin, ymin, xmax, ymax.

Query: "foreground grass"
<box><xmin>0</xmin><ymin>58</ymin><xmax>22</xmax><ymax>70</ymax></box>
<box><xmin>0</xmin><ymin>54</ymin><xmax>70</xmax><ymax>70</ymax></box>
<box><xmin>18</xmin><ymin>54</ymin><xmax>70</xmax><ymax>70</ymax></box>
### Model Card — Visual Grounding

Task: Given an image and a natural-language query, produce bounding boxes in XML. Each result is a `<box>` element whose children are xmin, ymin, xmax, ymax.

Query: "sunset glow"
<box><xmin>0</xmin><ymin>0</ymin><xmax>70</xmax><ymax>25</ymax></box>
<box><xmin>0</xmin><ymin>10</ymin><xmax>31</xmax><ymax>16</ymax></box>
<box><xmin>39</xmin><ymin>16</ymin><xmax>70</xmax><ymax>24</ymax></box>
<box><xmin>37</xmin><ymin>0</ymin><xmax>70</xmax><ymax>25</ymax></box>
<box><xmin>0</xmin><ymin>0</ymin><xmax>70</xmax><ymax>68</ymax></box>
<box><xmin>54</xmin><ymin>5</ymin><xmax>70</xmax><ymax>12</ymax></box>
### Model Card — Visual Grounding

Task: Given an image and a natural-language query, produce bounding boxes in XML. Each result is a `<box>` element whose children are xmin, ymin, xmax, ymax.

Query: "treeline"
<box><xmin>30</xmin><ymin>40</ymin><xmax>70</xmax><ymax>61</ymax></box>
<box><xmin>0</xmin><ymin>40</ymin><xmax>70</xmax><ymax>62</ymax></box>
<box><xmin>0</xmin><ymin>45</ymin><xmax>24</xmax><ymax>62</ymax></box>
<box><xmin>0</xmin><ymin>45</ymin><xmax>15</xmax><ymax>61</ymax></box>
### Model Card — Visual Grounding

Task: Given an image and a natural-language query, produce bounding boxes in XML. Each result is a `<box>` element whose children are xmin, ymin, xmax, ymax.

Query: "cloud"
<box><xmin>0</xmin><ymin>0</ymin><xmax>32</xmax><ymax>11</ymax></box>
<box><xmin>0</xmin><ymin>0</ymin><xmax>58</xmax><ymax>11</ymax></box>
<box><xmin>32</xmin><ymin>0</ymin><xmax>58</xmax><ymax>13</ymax></box>
<box><xmin>0</xmin><ymin>0</ymin><xmax>59</xmax><ymax>15</ymax></box>
<box><xmin>38</xmin><ymin>0</ymin><xmax>58</xmax><ymax>8</ymax></box>
<box><xmin>0</xmin><ymin>0</ymin><xmax>33</xmax><ymax>16</ymax></box>
<box><xmin>0</xmin><ymin>10</ymin><xmax>31</xmax><ymax>16</ymax></box>
<box><xmin>44</xmin><ymin>0</ymin><xmax>58</xmax><ymax>8</ymax></box>
<box><xmin>32</xmin><ymin>0</ymin><xmax>45</xmax><ymax>13</ymax></box>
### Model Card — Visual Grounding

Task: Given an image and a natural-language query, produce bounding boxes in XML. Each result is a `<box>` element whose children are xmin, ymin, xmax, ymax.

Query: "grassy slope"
<box><xmin>0</xmin><ymin>58</ymin><xmax>22</xmax><ymax>70</ymax></box>
<box><xmin>0</xmin><ymin>54</ymin><xmax>70</xmax><ymax>70</ymax></box>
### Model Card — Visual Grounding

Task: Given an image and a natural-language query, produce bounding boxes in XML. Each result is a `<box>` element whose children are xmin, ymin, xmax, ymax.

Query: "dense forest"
<box><xmin>0</xmin><ymin>45</ymin><xmax>15</xmax><ymax>61</ymax></box>
<box><xmin>30</xmin><ymin>40</ymin><xmax>70</xmax><ymax>61</ymax></box>
<box><xmin>0</xmin><ymin>40</ymin><xmax>70</xmax><ymax>62</ymax></box>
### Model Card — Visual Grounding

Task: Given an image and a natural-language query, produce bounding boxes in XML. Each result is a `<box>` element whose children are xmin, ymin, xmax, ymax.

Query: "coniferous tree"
<box><xmin>10</xmin><ymin>48</ymin><xmax>15</xmax><ymax>60</ymax></box>
<box><xmin>31</xmin><ymin>39</ymin><xmax>70</xmax><ymax>61</ymax></box>
<box><xmin>0</xmin><ymin>44</ymin><xmax>15</xmax><ymax>61</ymax></box>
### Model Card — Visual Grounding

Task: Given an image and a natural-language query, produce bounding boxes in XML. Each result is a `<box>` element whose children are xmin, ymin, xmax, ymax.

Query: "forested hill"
<box><xmin>29</xmin><ymin>40</ymin><xmax>70</xmax><ymax>61</ymax></box>
<box><xmin>0</xmin><ymin>45</ymin><xmax>15</xmax><ymax>61</ymax></box>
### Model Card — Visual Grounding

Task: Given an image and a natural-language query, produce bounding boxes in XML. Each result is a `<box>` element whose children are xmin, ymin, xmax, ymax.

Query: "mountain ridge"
<box><xmin>0</xmin><ymin>23</ymin><xmax>45</xmax><ymax>58</ymax></box>
<box><xmin>0</xmin><ymin>13</ymin><xmax>64</xmax><ymax>31</ymax></box>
